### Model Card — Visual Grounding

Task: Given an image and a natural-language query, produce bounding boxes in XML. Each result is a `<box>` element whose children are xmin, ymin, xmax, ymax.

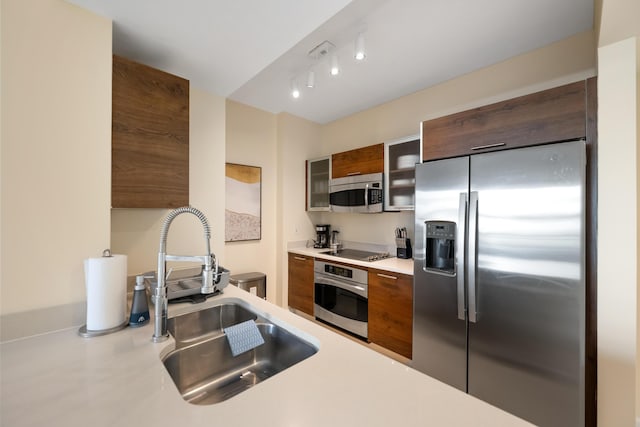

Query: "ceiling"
<box><xmin>67</xmin><ymin>0</ymin><xmax>594</xmax><ymax>124</ymax></box>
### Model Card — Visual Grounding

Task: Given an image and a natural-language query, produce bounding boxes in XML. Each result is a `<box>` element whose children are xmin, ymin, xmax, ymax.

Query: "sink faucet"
<box><xmin>152</xmin><ymin>206</ymin><xmax>219</xmax><ymax>342</ymax></box>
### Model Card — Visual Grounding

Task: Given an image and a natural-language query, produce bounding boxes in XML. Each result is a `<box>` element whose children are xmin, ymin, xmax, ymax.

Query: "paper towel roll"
<box><xmin>84</xmin><ymin>254</ymin><xmax>127</xmax><ymax>331</ymax></box>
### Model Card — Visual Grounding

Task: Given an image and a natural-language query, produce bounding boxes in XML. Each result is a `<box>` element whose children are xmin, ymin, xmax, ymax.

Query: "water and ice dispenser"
<box><xmin>424</xmin><ymin>221</ymin><xmax>456</xmax><ymax>275</ymax></box>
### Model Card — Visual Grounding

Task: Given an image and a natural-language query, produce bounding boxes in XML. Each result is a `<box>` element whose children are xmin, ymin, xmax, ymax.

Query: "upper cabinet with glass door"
<box><xmin>306</xmin><ymin>156</ymin><xmax>331</xmax><ymax>211</ymax></box>
<box><xmin>384</xmin><ymin>134</ymin><xmax>421</xmax><ymax>211</ymax></box>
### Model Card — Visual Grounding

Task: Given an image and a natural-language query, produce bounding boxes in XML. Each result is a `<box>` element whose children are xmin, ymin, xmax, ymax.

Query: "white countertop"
<box><xmin>288</xmin><ymin>245</ymin><xmax>414</xmax><ymax>275</ymax></box>
<box><xmin>0</xmin><ymin>286</ymin><xmax>531</xmax><ymax>427</ymax></box>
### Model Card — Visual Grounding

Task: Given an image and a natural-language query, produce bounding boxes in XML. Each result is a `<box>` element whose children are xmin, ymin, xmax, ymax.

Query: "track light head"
<box><xmin>306</xmin><ymin>70</ymin><xmax>315</xmax><ymax>88</ymax></box>
<box><xmin>330</xmin><ymin>55</ymin><xmax>340</xmax><ymax>76</ymax></box>
<box><xmin>291</xmin><ymin>79</ymin><xmax>300</xmax><ymax>99</ymax></box>
<box><xmin>355</xmin><ymin>33</ymin><xmax>366</xmax><ymax>61</ymax></box>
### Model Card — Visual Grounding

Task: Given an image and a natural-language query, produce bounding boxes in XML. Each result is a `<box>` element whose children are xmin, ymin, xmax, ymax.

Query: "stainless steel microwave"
<box><xmin>329</xmin><ymin>172</ymin><xmax>383</xmax><ymax>213</ymax></box>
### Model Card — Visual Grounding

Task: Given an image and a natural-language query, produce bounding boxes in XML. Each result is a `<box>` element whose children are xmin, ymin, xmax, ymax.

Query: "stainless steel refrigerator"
<box><xmin>413</xmin><ymin>140</ymin><xmax>586</xmax><ymax>427</ymax></box>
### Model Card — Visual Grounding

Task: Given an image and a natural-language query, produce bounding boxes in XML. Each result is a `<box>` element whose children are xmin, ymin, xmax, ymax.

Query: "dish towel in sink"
<box><xmin>224</xmin><ymin>319</ymin><xmax>265</xmax><ymax>356</ymax></box>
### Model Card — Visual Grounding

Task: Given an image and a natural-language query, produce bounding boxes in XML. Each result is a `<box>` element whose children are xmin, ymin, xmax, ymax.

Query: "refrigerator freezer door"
<box><xmin>413</xmin><ymin>156</ymin><xmax>469</xmax><ymax>391</ymax></box>
<box><xmin>467</xmin><ymin>141</ymin><xmax>586</xmax><ymax>427</ymax></box>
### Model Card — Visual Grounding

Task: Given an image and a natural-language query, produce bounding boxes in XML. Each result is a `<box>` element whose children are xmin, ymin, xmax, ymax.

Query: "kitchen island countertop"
<box><xmin>0</xmin><ymin>286</ymin><xmax>531</xmax><ymax>427</ymax></box>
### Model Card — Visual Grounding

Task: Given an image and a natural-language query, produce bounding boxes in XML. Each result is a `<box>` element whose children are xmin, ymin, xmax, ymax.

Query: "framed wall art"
<box><xmin>225</xmin><ymin>163</ymin><xmax>262</xmax><ymax>242</ymax></box>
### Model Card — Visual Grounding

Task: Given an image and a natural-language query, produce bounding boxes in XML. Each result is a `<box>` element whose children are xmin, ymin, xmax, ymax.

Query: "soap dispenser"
<box><xmin>129</xmin><ymin>275</ymin><xmax>150</xmax><ymax>327</ymax></box>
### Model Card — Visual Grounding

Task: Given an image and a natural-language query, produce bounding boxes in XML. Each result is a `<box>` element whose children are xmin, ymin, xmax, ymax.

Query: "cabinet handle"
<box><xmin>347</xmin><ymin>172</ymin><xmax>361</xmax><ymax>176</ymax></box>
<box><xmin>294</xmin><ymin>256</ymin><xmax>307</xmax><ymax>261</ymax></box>
<box><xmin>377</xmin><ymin>273</ymin><xmax>397</xmax><ymax>280</ymax></box>
<box><xmin>470</xmin><ymin>142</ymin><xmax>506</xmax><ymax>151</ymax></box>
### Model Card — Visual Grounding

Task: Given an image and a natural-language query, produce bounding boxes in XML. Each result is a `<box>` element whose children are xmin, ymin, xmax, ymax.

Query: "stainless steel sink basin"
<box><xmin>167</xmin><ymin>303</ymin><xmax>257</xmax><ymax>345</ymax></box>
<box><xmin>161</xmin><ymin>302</ymin><xmax>318</xmax><ymax>405</ymax></box>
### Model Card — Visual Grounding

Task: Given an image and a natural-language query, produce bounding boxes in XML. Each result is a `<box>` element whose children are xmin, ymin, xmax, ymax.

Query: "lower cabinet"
<box><xmin>368</xmin><ymin>268</ymin><xmax>413</xmax><ymax>359</ymax></box>
<box><xmin>287</xmin><ymin>253</ymin><xmax>315</xmax><ymax>315</ymax></box>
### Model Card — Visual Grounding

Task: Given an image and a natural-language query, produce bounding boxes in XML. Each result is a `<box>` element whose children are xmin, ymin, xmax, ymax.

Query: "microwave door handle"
<box><xmin>364</xmin><ymin>184</ymin><xmax>369</xmax><ymax>209</ymax></box>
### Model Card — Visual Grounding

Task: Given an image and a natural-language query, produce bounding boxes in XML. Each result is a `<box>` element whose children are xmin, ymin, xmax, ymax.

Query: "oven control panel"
<box><xmin>314</xmin><ymin>260</ymin><xmax>368</xmax><ymax>285</ymax></box>
<box><xmin>324</xmin><ymin>264</ymin><xmax>353</xmax><ymax>279</ymax></box>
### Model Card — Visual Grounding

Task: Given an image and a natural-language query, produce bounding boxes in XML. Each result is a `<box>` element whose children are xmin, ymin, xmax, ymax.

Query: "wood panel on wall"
<box><xmin>332</xmin><ymin>143</ymin><xmax>384</xmax><ymax>178</ymax></box>
<box><xmin>422</xmin><ymin>81</ymin><xmax>587</xmax><ymax>160</ymax></box>
<box><xmin>112</xmin><ymin>55</ymin><xmax>189</xmax><ymax>208</ymax></box>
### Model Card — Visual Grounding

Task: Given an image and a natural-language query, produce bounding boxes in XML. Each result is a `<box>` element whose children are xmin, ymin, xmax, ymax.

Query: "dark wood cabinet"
<box><xmin>287</xmin><ymin>253</ymin><xmax>315</xmax><ymax>315</ymax></box>
<box><xmin>421</xmin><ymin>80</ymin><xmax>587</xmax><ymax>161</ymax></box>
<box><xmin>331</xmin><ymin>143</ymin><xmax>384</xmax><ymax>178</ymax></box>
<box><xmin>112</xmin><ymin>55</ymin><xmax>189</xmax><ymax>208</ymax></box>
<box><xmin>368</xmin><ymin>268</ymin><xmax>413</xmax><ymax>359</ymax></box>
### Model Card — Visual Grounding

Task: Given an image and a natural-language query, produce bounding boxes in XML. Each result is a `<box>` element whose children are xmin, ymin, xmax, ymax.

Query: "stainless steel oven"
<box><xmin>314</xmin><ymin>260</ymin><xmax>368</xmax><ymax>339</ymax></box>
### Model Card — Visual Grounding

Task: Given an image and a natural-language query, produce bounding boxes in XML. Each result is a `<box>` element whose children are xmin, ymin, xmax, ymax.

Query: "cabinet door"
<box><xmin>112</xmin><ymin>55</ymin><xmax>189</xmax><ymax>208</ymax></box>
<box><xmin>422</xmin><ymin>80</ymin><xmax>586</xmax><ymax>161</ymax></box>
<box><xmin>306</xmin><ymin>156</ymin><xmax>331</xmax><ymax>211</ymax></box>
<box><xmin>368</xmin><ymin>269</ymin><xmax>413</xmax><ymax>359</ymax></box>
<box><xmin>332</xmin><ymin>143</ymin><xmax>384</xmax><ymax>178</ymax></box>
<box><xmin>384</xmin><ymin>135</ymin><xmax>420</xmax><ymax>211</ymax></box>
<box><xmin>288</xmin><ymin>253</ymin><xmax>315</xmax><ymax>315</ymax></box>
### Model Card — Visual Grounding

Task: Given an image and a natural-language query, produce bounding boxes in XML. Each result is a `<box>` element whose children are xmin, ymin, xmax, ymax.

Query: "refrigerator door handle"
<box><xmin>456</xmin><ymin>193</ymin><xmax>467</xmax><ymax>320</ymax></box>
<box><xmin>468</xmin><ymin>191</ymin><xmax>479</xmax><ymax>323</ymax></box>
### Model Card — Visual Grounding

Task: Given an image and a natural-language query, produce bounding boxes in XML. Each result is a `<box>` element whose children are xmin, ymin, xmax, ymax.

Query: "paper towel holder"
<box><xmin>78</xmin><ymin>321</ymin><xmax>128</xmax><ymax>338</ymax></box>
<box><xmin>78</xmin><ymin>249</ymin><xmax>128</xmax><ymax>338</ymax></box>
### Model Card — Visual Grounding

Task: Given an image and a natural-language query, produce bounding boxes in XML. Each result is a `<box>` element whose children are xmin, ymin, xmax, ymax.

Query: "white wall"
<box><xmin>0</xmin><ymin>0</ymin><xmax>111</xmax><ymax>325</ymax></box>
<box><xmin>110</xmin><ymin>88</ymin><xmax>226</xmax><ymax>276</ymax></box>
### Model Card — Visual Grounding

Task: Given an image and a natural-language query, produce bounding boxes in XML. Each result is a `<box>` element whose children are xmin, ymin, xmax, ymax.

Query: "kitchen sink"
<box><xmin>161</xmin><ymin>302</ymin><xmax>318</xmax><ymax>405</ymax></box>
<box><xmin>167</xmin><ymin>303</ymin><xmax>257</xmax><ymax>345</ymax></box>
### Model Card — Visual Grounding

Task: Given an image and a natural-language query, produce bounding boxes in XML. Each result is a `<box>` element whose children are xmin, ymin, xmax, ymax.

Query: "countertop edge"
<box><xmin>288</xmin><ymin>246</ymin><xmax>414</xmax><ymax>276</ymax></box>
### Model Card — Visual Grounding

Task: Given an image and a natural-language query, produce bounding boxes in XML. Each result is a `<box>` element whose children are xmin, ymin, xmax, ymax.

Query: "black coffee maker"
<box><xmin>314</xmin><ymin>224</ymin><xmax>330</xmax><ymax>248</ymax></box>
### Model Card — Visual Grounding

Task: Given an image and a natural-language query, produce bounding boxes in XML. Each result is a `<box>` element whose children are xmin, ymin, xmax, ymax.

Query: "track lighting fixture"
<box><xmin>289</xmin><ymin>33</ymin><xmax>368</xmax><ymax>98</ymax></box>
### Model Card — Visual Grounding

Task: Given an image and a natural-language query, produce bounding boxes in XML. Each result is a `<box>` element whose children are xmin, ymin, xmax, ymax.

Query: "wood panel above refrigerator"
<box><xmin>421</xmin><ymin>80</ymin><xmax>588</xmax><ymax>161</ymax></box>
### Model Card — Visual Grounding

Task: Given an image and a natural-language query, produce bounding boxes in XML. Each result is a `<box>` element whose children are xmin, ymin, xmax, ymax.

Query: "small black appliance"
<box><xmin>314</xmin><ymin>224</ymin><xmax>330</xmax><ymax>248</ymax></box>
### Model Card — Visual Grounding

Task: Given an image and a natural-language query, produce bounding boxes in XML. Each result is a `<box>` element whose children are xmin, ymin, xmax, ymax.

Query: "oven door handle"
<box><xmin>315</xmin><ymin>274</ymin><xmax>367</xmax><ymax>298</ymax></box>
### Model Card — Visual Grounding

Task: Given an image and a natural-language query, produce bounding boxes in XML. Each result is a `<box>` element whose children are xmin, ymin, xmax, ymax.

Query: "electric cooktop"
<box><xmin>320</xmin><ymin>248</ymin><xmax>391</xmax><ymax>262</ymax></box>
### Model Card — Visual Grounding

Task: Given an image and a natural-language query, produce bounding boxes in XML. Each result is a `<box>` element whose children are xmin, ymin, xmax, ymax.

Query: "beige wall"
<box><xmin>596</xmin><ymin>0</ymin><xmax>640</xmax><ymax>424</ymax></box>
<box><xmin>597</xmin><ymin>36</ymin><xmax>638</xmax><ymax>426</ymax></box>
<box><xmin>314</xmin><ymin>30</ymin><xmax>596</xmax><ymax>248</ymax></box>
<box><xmin>0</xmin><ymin>0</ymin><xmax>111</xmax><ymax>320</ymax></box>
<box><xmin>225</xmin><ymin>100</ymin><xmax>278</xmax><ymax>303</ymax></box>
<box><xmin>276</xmin><ymin>112</ymin><xmax>321</xmax><ymax>306</ymax></box>
<box><xmin>110</xmin><ymin>87</ymin><xmax>226</xmax><ymax>276</ymax></box>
